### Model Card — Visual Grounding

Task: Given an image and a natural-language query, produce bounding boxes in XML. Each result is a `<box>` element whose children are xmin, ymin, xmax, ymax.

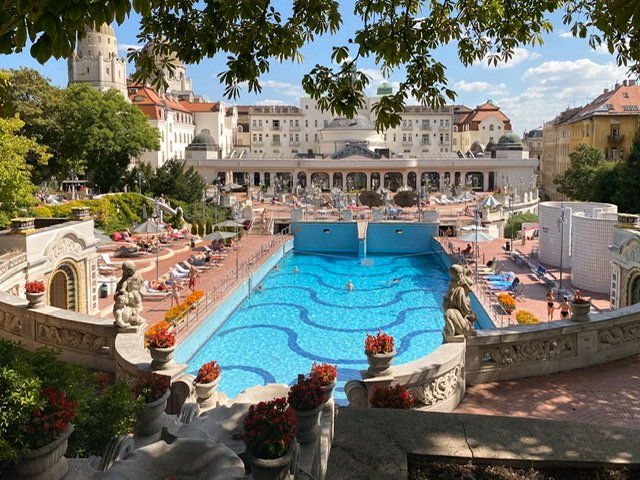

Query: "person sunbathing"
<box><xmin>462</xmin><ymin>244</ymin><xmax>473</xmax><ymax>255</ymax></box>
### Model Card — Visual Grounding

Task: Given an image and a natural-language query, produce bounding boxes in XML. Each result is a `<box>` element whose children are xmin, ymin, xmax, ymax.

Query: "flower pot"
<box><xmin>194</xmin><ymin>376</ymin><xmax>220</xmax><ymax>407</ymax></box>
<box><xmin>26</xmin><ymin>292</ymin><xmax>45</xmax><ymax>309</ymax></box>
<box><xmin>16</xmin><ymin>424</ymin><xmax>73</xmax><ymax>480</ymax></box>
<box><xmin>292</xmin><ymin>404</ymin><xmax>322</xmax><ymax>444</ymax></box>
<box><xmin>136</xmin><ymin>389</ymin><xmax>170</xmax><ymax>436</ymax></box>
<box><xmin>570</xmin><ymin>301</ymin><xmax>591</xmax><ymax>322</ymax></box>
<box><xmin>149</xmin><ymin>345</ymin><xmax>177</xmax><ymax>370</ymax></box>
<box><xmin>366</xmin><ymin>349</ymin><xmax>396</xmax><ymax>377</ymax></box>
<box><xmin>248</xmin><ymin>444</ymin><xmax>295</xmax><ymax>480</ymax></box>
<box><xmin>320</xmin><ymin>380</ymin><xmax>337</xmax><ymax>410</ymax></box>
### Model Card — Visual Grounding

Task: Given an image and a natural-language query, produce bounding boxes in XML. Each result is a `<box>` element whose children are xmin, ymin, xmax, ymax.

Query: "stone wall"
<box><xmin>0</xmin><ymin>290</ymin><xmax>116</xmax><ymax>372</ymax></box>
<box><xmin>466</xmin><ymin>302</ymin><xmax>640</xmax><ymax>384</ymax></box>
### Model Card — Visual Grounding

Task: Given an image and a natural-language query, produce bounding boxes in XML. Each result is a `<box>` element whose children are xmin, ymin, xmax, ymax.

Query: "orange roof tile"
<box><xmin>180</xmin><ymin>101</ymin><xmax>221</xmax><ymax>112</ymax></box>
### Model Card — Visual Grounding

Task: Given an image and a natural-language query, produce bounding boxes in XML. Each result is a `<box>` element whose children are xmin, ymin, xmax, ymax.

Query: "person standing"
<box><xmin>188</xmin><ymin>264</ymin><xmax>199</xmax><ymax>292</ymax></box>
<box><xmin>170</xmin><ymin>282</ymin><xmax>183</xmax><ymax>307</ymax></box>
<box><xmin>546</xmin><ymin>289</ymin><xmax>556</xmax><ymax>321</ymax></box>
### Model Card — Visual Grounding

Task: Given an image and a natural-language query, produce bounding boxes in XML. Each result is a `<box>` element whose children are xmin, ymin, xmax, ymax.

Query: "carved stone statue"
<box><xmin>113</xmin><ymin>260</ymin><xmax>144</xmax><ymax>328</ymax></box>
<box><xmin>442</xmin><ymin>264</ymin><xmax>477</xmax><ymax>340</ymax></box>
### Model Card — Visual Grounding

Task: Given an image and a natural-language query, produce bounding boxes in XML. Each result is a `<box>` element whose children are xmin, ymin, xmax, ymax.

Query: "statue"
<box><xmin>112</xmin><ymin>260</ymin><xmax>144</xmax><ymax>328</ymax></box>
<box><xmin>442</xmin><ymin>264</ymin><xmax>477</xmax><ymax>340</ymax></box>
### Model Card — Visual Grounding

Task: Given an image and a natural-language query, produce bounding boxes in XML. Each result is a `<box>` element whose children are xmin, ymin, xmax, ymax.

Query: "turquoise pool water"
<box><xmin>184</xmin><ymin>251</ymin><xmax>449</xmax><ymax>404</ymax></box>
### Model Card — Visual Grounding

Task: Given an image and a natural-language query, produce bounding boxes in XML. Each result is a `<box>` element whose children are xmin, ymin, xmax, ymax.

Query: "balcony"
<box><xmin>401</xmin><ymin>125</ymin><xmax>414</xmax><ymax>131</ymax></box>
<box><xmin>252</xmin><ymin>125</ymin><xmax>263</xmax><ymax>131</ymax></box>
<box><xmin>272</xmin><ymin>141</ymin><xmax>281</xmax><ymax>146</ymax></box>
<box><xmin>289</xmin><ymin>140</ymin><xmax>300</xmax><ymax>146</ymax></box>
<box><xmin>439</xmin><ymin>125</ymin><xmax>450</xmax><ymax>131</ymax></box>
<box><xmin>271</xmin><ymin>125</ymin><xmax>281</xmax><ymax>131</ymax></box>
<box><xmin>420</xmin><ymin>124</ymin><xmax>432</xmax><ymax>131</ymax></box>
<box><xmin>252</xmin><ymin>140</ymin><xmax>264</xmax><ymax>146</ymax></box>
<box><xmin>402</xmin><ymin>140</ymin><xmax>413</xmax><ymax>145</ymax></box>
<box><xmin>608</xmin><ymin>134</ymin><xmax>625</xmax><ymax>145</ymax></box>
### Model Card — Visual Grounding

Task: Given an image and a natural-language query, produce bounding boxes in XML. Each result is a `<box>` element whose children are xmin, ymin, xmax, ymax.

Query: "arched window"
<box><xmin>49</xmin><ymin>264</ymin><xmax>77</xmax><ymax>311</ymax></box>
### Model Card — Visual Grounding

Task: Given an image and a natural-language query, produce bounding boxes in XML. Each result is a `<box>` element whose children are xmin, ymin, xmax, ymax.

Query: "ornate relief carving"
<box><xmin>411</xmin><ymin>365</ymin><xmax>462</xmax><ymax>406</ymax></box>
<box><xmin>48</xmin><ymin>238</ymin><xmax>82</xmax><ymax>261</ymax></box>
<box><xmin>0</xmin><ymin>253</ymin><xmax>27</xmax><ymax>278</ymax></box>
<box><xmin>599</xmin><ymin>325</ymin><xmax>640</xmax><ymax>345</ymax></box>
<box><xmin>37</xmin><ymin>323</ymin><xmax>107</xmax><ymax>352</ymax></box>
<box><xmin>0</xmin><ymin>310</ymin><xmax>22</xmax><ymax>334</ymax></box>
<box><xmin>482</xmin><ymin>336</ymin><xmax>576</xmax><ymax>365</ymax></box>
<box><xmin>622</xmin><ymin>241</ymin><xmax>640</xmax><ymax>263</ymax></box>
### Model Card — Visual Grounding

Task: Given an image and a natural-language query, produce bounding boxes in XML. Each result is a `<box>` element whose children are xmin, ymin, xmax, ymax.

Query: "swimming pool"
<box><xmin>180</xmin><ymin>251</ymin><xmax>450</xmax><ymax>404</ymax></box>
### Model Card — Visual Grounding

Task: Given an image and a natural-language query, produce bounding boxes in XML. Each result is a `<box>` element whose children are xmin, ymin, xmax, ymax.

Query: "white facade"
<box><xmin>67</xmin><ymin>24</ymin><xmax>127</xmax><ymax>97</ymax></box>
<box><xmin>249</xmin><ymin>105</ymin><xmax>305</xmax><ymax>155</ymax></box>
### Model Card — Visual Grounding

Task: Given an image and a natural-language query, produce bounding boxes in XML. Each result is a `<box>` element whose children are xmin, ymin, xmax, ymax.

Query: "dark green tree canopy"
<box><xmin>553</xmin><ymin>143</ymin><xmax>616</xmax><ymax>202</ymax></box>
<box><xmin>2</xmin><ymin>1</ymin><xmax>640</xmax><ymax>129</ymax></box>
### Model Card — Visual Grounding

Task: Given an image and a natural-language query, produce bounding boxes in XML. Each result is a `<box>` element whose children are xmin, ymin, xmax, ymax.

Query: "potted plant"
<box><xmin>144</xmin><ymin>321</ymin><xmax>177</xmax><ymax>369</ymax></box>
<box><xmin>193</xmin><ymin>360</ymin><xmax>221</xmax><ymax>406</ymax></box>
<box><xmin>369</xmin><ymin>384</ymin><xmax>415</xmax><ymax>409</ymax></box>
<box><xmin>570</xmin><ymin>289</ymin><xmax>592</xmax><ymax>322</ymax></box>
<box><xmin>132</xmin><ymin>372</ymin><xmax>171</xmax><ymax>436</ymax></box>
<box><xmin>310</xmin><ymin>362</ymin><xmax>338</xmax><ymax>405</ymax></box>
<box><xmin>497</xmin><ymin>292</ymin><xmax>516</xmax><ymax>314</ymax></box>
<box><xmin>515</xmin><ymin>310</ymin><xmax>540</xmax><ymax>325</ymax></box>
<box><xmin>24</xmin><ymin>280</ymin><xmax>46</xmax><ymax>308</ymax></box>
<box><xmin>364</xmin><ymin>329</ymin><xmax>396</xmax><ymax>377</ymax></box>
<box><xmin>7</xmin><ymin>383</ymin><xmax>77</xmax><ymax>480</ymax></box>
<box><xmin>287</xmin><ymin>374</ymin><xmax>324</xmax><ymax>444</ymax></box>
<box><xmin>243</xmin><ymin>397</ymin><xmax>297</xmax><ymax>480</ymax></box>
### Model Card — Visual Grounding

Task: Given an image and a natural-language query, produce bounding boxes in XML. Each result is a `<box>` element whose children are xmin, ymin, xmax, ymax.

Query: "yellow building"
<box><xmin>542</xmin><ymin>80</ymin><xmax>640</xmax><ymax>200</ymax></box>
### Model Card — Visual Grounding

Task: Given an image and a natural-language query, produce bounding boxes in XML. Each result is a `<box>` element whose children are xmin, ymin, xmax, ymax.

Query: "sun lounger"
<box><xmin>141</xmin><ymin>281</ymin><xmax>171</xmax><ymax>300</ymax></box>
<box><xmin>488</xmin><ymin>277</ymin><xmax>520</xmax><ymax>291</ymax></box>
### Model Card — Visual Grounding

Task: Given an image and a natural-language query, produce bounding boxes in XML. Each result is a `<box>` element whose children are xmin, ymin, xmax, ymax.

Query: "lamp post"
<box><xmin>474</xmin><ymin>205</ymin><xmax>481</xmax><ymax>283</ymax></box>
<box><xmin>154</xmin><ymin>199</ymin><xmax>161</xmax><ymax>281</ymax></box>
<box><xmin>235</xmin><ymin>222</ymin><xmax>239</xmax><ymax>280</ymax></box>
<box><xmin>508</xmin><ymin>193</ymin><xmax>515</xmax><ymax>249</ymax></box>
<box><xmin>558</xmin><ymin>205</ymin><xmax>566</xmax><ymax>294</ymax></box>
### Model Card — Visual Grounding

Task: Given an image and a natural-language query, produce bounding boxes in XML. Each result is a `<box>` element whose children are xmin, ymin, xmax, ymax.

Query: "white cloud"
<box><xmin>360</xmin><ymin>68</ymin><xmax>385</xmax><ymax>82</ymax></box>
<box><xmin>260</xmin><ymin>79</ymin><xmax>304</xmax><ymax>98</ymax></box>
<box><xmin>118</xmin><ymin>43</ymin><xmax>142</xmax><ymax>53</ymax></box>
<box><xmin>476</xmin><ymin>47</ymin><xmax>542</xmax><ymax>69</ymax></box>
<box><xmin>454</xmin><ymin>80</ymin><xmax>508</xmax><ymax>95</ymax></box>
<box><xmin>497</xmin><ymin>58</ymin><xmax>627</xmax><ymax>133</ymax></box>
<box><xmin>255</xmin><ymin>99</ymin><xmax>287</xmax><ymax>106</ymax></box>
<box><xmin>593</xmin><ymin>43</ymin><xmax>611</xmax><ymax>55</ymax></box>
<box><xmin>558</xmin><ymin>31</ymin><xmax>573</xmax><ymax>39</ymax></box>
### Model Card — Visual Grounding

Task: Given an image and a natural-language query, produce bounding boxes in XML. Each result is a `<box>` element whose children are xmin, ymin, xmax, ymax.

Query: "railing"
<box><xmin>174</xmin><ymin>231</ymin><xmax>292</xmax><ymax>338</ymax></box>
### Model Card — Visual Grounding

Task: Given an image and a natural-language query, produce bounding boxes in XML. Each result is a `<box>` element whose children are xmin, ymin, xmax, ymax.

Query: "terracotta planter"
<box><xmin>16</xmin><ymin>424</ymin><xmax>73</xmax><ymax>480</ymax></box>
<box><xmin>366</xmin><ymin>349</ymin><xmax>396</xmax><ymax>377</ymax></box>
<box><xmin>136</xmin><ymin>389</ymin><xmax>170</xmax><ymax>436</ymax></box>
<box><xmin>292</xmin><ymin>404</ymin><xmax>322</xmax><ymax>444</ymax></box>
<box><xmin>26</xmin><ymin>292</ymin><xmax>45</xmax><ymax>309</ymax></box>
<box><xmin>570</xmin><ymin>301</ymin><xmax>591</xmax><ymax>322</ymax></box>
<box><xmin>149</xmin><ymin>345</ymin><xmax>177</xmax><ymax>370</ymax></box>
<box><xmin>248</xmin><ymin>445</ymin><xmax>295</xmax><ymax>480</ymax></box>
<box><xmin>194</xmin><ymin>376</ymin><xmax>220</xmax><ymax>407</ymax></box>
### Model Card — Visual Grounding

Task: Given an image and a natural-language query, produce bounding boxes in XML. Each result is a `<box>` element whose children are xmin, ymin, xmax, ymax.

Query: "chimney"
<box><xmin>604</xmin><ymin>88</ymin><xmax>609</xmax><ymax>94</ymax></box>
<box><xmin>623</xmin><ymin>80</ymin><xmax>628</xmax><ymax>86</ymax></box>
<box><xmin>630</xmin><ymin>80</ymin><xmax>637</xmax><ymax>87</ymax></box>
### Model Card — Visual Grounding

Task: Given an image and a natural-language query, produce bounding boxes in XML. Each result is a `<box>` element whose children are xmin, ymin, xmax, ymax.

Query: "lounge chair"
<box><xmin>170</xmin><ymin>267</ymin><xmax>190</xmax><ymax>278</ymax></box>
<box><xmin>488</xmin><ymin>277</ymin><xmax>520</xmax><ymax>291</ymax></box>
<box><xmin>141</xmin><ymin>281</ymin><xmax>171</xmax><ymax>300</ymax></box>
<box><xmin>486</xmin><ymin>271</ymin><xmax>514</xmax><ymax>282</ymax></box>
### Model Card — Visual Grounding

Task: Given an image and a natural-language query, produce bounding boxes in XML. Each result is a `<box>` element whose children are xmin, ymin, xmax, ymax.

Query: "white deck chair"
<box><xmin>141</xmin><ymin>281</ymin><xmax>171</xmax><ymax>300</ymax></box>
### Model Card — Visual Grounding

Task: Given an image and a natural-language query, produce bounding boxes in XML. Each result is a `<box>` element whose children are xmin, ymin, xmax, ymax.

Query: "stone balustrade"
<box><xmin>466</xmin><ymin>302</ymin><xmax>640</xmax><ymax>384</ymax></box>
<box><xmin>0</xmin><ymin>290</ymin><xmax>116</xmax><ymax>372</ymax></box>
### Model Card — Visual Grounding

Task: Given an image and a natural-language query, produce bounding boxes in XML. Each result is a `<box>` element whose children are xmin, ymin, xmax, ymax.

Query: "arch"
<box><xmin>422</xmin><ymin>172</ymin><xmax>440</xmax><ymax>192</ymax></box>
<box><xmin>466</xmin><ymin>172</ymin><xmax>484</xmax><ymax>191</ymax></box>
<box><xmin>383</xmin><ymin>172</ymin><xmax>402</xmax><ymax>192</ymax></box>
<box><xmin>629</xmin><ymin>273</ymin><xmax>640</xmax><ymax>306</ymax></box>
<box><xmin>49</xmin><ymin>263</ymin><xmax>78</xmax><ymax>311</ymax></box>
<box><xmin>370</xmin><ymin>172</ymin><xmax>381</xmax><ymax>190</ymax></box>
<box><xmin>310</xmin><ymin>173</ymin><xmax>329</xmax><ymax>190</ymax></box>
<box><xmin>407</xmin><ymin>172</ymin><xmax>417</xmax><ymax>189</ymax></box>
<box><xmin>297</xmin><ymin>172</ymin><xmax>308</xmax><ymax>189</ymax></box>
<box><xmin>333</xmin><ymin>172</ymin><xmax>343</xmax><ymax>189</ymax></box>
<box><xmin>346</xmin><ymin>172</ymin><xmax>366</xmax><ymax>191</ymax></box>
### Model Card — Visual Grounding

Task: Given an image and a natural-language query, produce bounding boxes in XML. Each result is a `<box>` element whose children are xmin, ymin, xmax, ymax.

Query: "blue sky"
<box><xmin>2</xmin><ymin>6</ymin><xmax>630</xmax><ymax>135</ymax></box>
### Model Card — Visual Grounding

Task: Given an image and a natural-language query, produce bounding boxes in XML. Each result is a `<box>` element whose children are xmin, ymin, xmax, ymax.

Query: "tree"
<box><xmin>2</xmin><ymin>2</ymin><xmax>640</xmax><ymax>129</ymax></box>
<box><xmin>393</xmin><ymin>190</ymin><xmax>418</xmax><ymax>207</ymax></box>
<box><xmin>150</xmin><ymin>159</ymin><xmax>207</xmax><ymax>204</ymax></box>
<box><xmin>613</xmin><ymin>131</ymin><xmax>640</xmax><ymax>213</ymax></box>
<box><xmin>60</xmin><ymin>84</ymin><xmax>159</xmax><ymax>192</ymax></box>
<box><xmin>2</xmin><ymin>68</ymin><xmax>66</xmax><ymax>184</ymax></box>
<box><xmin>359</xmin><ymin>190</ymin><xmax>383</xmax><ymax>207</ymax></box>
<box><xmin>0</xmin><ymin>116</ymin><xmax>45</xmax><ymax>224</ymax></box>
<box><xmin>553</xmin><ymin>144</ymin><xmax>616</xmax><ymax>202</ymax></box>
<box><xmin>504</xmin><ymin>212</ymin><xmax>539</xmax><ymax>240</ymax></box>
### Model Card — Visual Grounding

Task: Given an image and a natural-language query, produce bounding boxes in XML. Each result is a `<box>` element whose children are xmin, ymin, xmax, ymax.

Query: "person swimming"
<box><xmin>345</xmin><ymin>280</ymin><xmax>354</xmax><ymax>291</ymax></box>
<box><xmin>391</xmin><ymin>278</ymin><xmax>400</xmax><ymax>284</ymax></box>
<box><xmin>256</xmin><ymin>284</ymin><xmax>264</xmax><ymax>292</ymax></box>
<box><xmin>293</xmin><ymin>266</ymin><xmax>299</xmax><ymax>273</ymax></box>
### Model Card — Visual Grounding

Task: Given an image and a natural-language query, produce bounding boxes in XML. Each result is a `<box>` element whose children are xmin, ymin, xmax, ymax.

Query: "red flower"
<box><xmin>132</xmin><ymin>372</ymin><xmax>171</xmax><ymax>403</ymax></box>
<box><xmin>364</xmin><ymin>329</ymin><xmax>395</xmax><ymax>355</ymax></box>
<box><xmin>194</xmin><ymin>360</ymin><xmax>221</xmax><ymax>384</ymax></box>
<box><xmin>287</xmin><ymin>374</ymin><xmax>323</xmax><ymax>411</ymax></box>
<box><xmin>22</xmin><ymin>387</ymin><xmax>76</xmax><ymax>449</ymax></box>
<box><xmin>243</xmin><ymin>397</ymin><xmax>296</xmax><ymax>459</ymax></box>
<box><xmin>25</xmin><ymin>280</ymin><xmax>46</xmax><ymax>293</ymax></box>
<box><xmin>369</xmin><ymin>384</ymin><xmax>415</xmax><ymax>409</ymax></box>
<box><xmin>144</xmin><ymin>321</ymin><xmax>176</xmax><ymax>349</ymax></box>
<box><xmin>309</xmin><ymin>362</ymin><xmax>337</xmax><ymax>386</ymax></box>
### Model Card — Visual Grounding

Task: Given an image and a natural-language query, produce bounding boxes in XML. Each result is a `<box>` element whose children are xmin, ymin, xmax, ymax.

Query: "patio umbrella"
<box><xmin>203</xmin><ymin>231</ymin><xmax>238</xmax><ymax>242</ymax></box>
<box><xmin>479</xmin><ymin>195</ymin><xmax>501</xmax><ymax>208</ymax></box>
<box><xmin>133</xmin><ymin>219</ymin><xmax>165</xmax><ymax>235</ymax></box>
<box><xmin>214</xmin><ymin>220</ymin><xmax>245</xmax><ymax>229</ymax></box>
<box><xmin>222</xmin><ymin>183</ymin><xmax>242</xmax><ymax>191</ymax></box>
<box><xmin>458</xmin><ymin>229</ymin><xmax>497</xmax><ymax>282</ymax></box>
<box><xmin>460</xmin><ymin>224</ymin><xmax>489</xmax><ymax>232</ymax></box>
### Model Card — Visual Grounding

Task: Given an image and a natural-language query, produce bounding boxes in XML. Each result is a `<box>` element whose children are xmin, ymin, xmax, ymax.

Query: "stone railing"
<box><xmin>0</xmin><ymin>291</ymin><xmax>117</xmax><ymax>372</ymax></box>
<box><xmin>345</xmin><ymin>342</ymin><xmax>466</xmax><ymax>412</ymax></box>
<box><xmin>0</xmin><ymin>251</ymin><xmax>27</xmax><ymax>282</ymax></box>
<box><xmin>466</xmin><ymin>303</ymin><xmax>640</xmax><ymax>384</ymax></box>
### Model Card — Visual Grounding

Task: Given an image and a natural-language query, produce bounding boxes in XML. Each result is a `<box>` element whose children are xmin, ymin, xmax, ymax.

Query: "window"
<box><xmin>305</xmin><ymin>120</ymin><xmax>308</xmax><ymax>127</ymax></box>
<box><xmin>305</xmin><ymin>133</ymin><xmax>309</xmax><ymax>141</ymax></box>
<box><xmin>314</xmin><ymin>120</ymin><xmax>318</xmax><ymax>127</ymax></box>
<box><xmin>421</xmin><ymin>134</ymin><xmax>429</xmax><ymax>144</ymax></box>
<box><xmin>324</xmin><ymin>120</ymin><xmax>328</xmax><ymax>127</ymax></box>
<box><xmin>489</xmin><ymin>124</ymin><xmax>494</xmax><ymax>131</ymax></box>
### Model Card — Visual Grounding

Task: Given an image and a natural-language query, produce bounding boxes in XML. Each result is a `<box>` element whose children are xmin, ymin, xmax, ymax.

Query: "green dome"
<box><xmin>487</xmin><ymin>98</ymin><xmax>500</xmax><ymax>108</ymax></box>
<box><xmin>498</xmin><ymin>133</ymin><xmax>521</xmax><ymax>145</ymax></box>
<box><xmin>376</xmin><ymin>82</ymin><xmax>393</xmax><ymax>96</ymax></box>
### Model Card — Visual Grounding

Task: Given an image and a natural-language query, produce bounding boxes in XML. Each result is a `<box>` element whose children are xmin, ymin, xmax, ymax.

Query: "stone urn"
<box><xmin>366</xmin><ymin>350</ymin><xmax>396</xmax><ymax>377</ymax></box>
<box><xmin>292</xmin><ymin>404</ymin><xmax>322</xmax><ymax>444</ymax></box>
<box><xmin>320</xmin><ymin>380</ymin><xmax>337</xmax><ymax>409</ymax></box>
<box><xmin>570</xmin><ymin>301</ymin><xmax>591</xmax><ymax>322</ymax></box>
<box><xmin>194</xmin><ymin>376</ymin><xmax>220</xmax><ymax>408</ymax></box>
<box><xmin>248</xmin><ymin>444</ymin><xmax>295</xmax><ymax>480</ymax></box>
<box><xmin>149</xmin><ymin>345</ymin><xmax>177</xmax><ymax>370</ymax></box>
<box><xmin>26</xmin><ymin>292</ymin><xmax>46</xmax><ymax>309</ymax></box>
<box><xmin>16</xmin><ymin>424</ymin><xmax>73</xmax><ymax>480</ymax></box>
<box><xmin>136</xmin><ymin>389</ymin><xmax>170</xmax><ymax>436</ymax></box>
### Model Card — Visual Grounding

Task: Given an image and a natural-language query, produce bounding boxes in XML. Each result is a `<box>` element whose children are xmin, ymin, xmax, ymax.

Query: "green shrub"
<box><xmin>191</xmin><ymin>222</ymin><xmax>198</xmax><ymax>235</ymax></box>
<box><xmin>197</xmin><ymin>222</ymin><xmax>205</xmax><ymax>237</ymax></box>
<box><xmin>0</xmin><ymin>341</ymin><xmax>138</xmax><ymax>465</ymax></box>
